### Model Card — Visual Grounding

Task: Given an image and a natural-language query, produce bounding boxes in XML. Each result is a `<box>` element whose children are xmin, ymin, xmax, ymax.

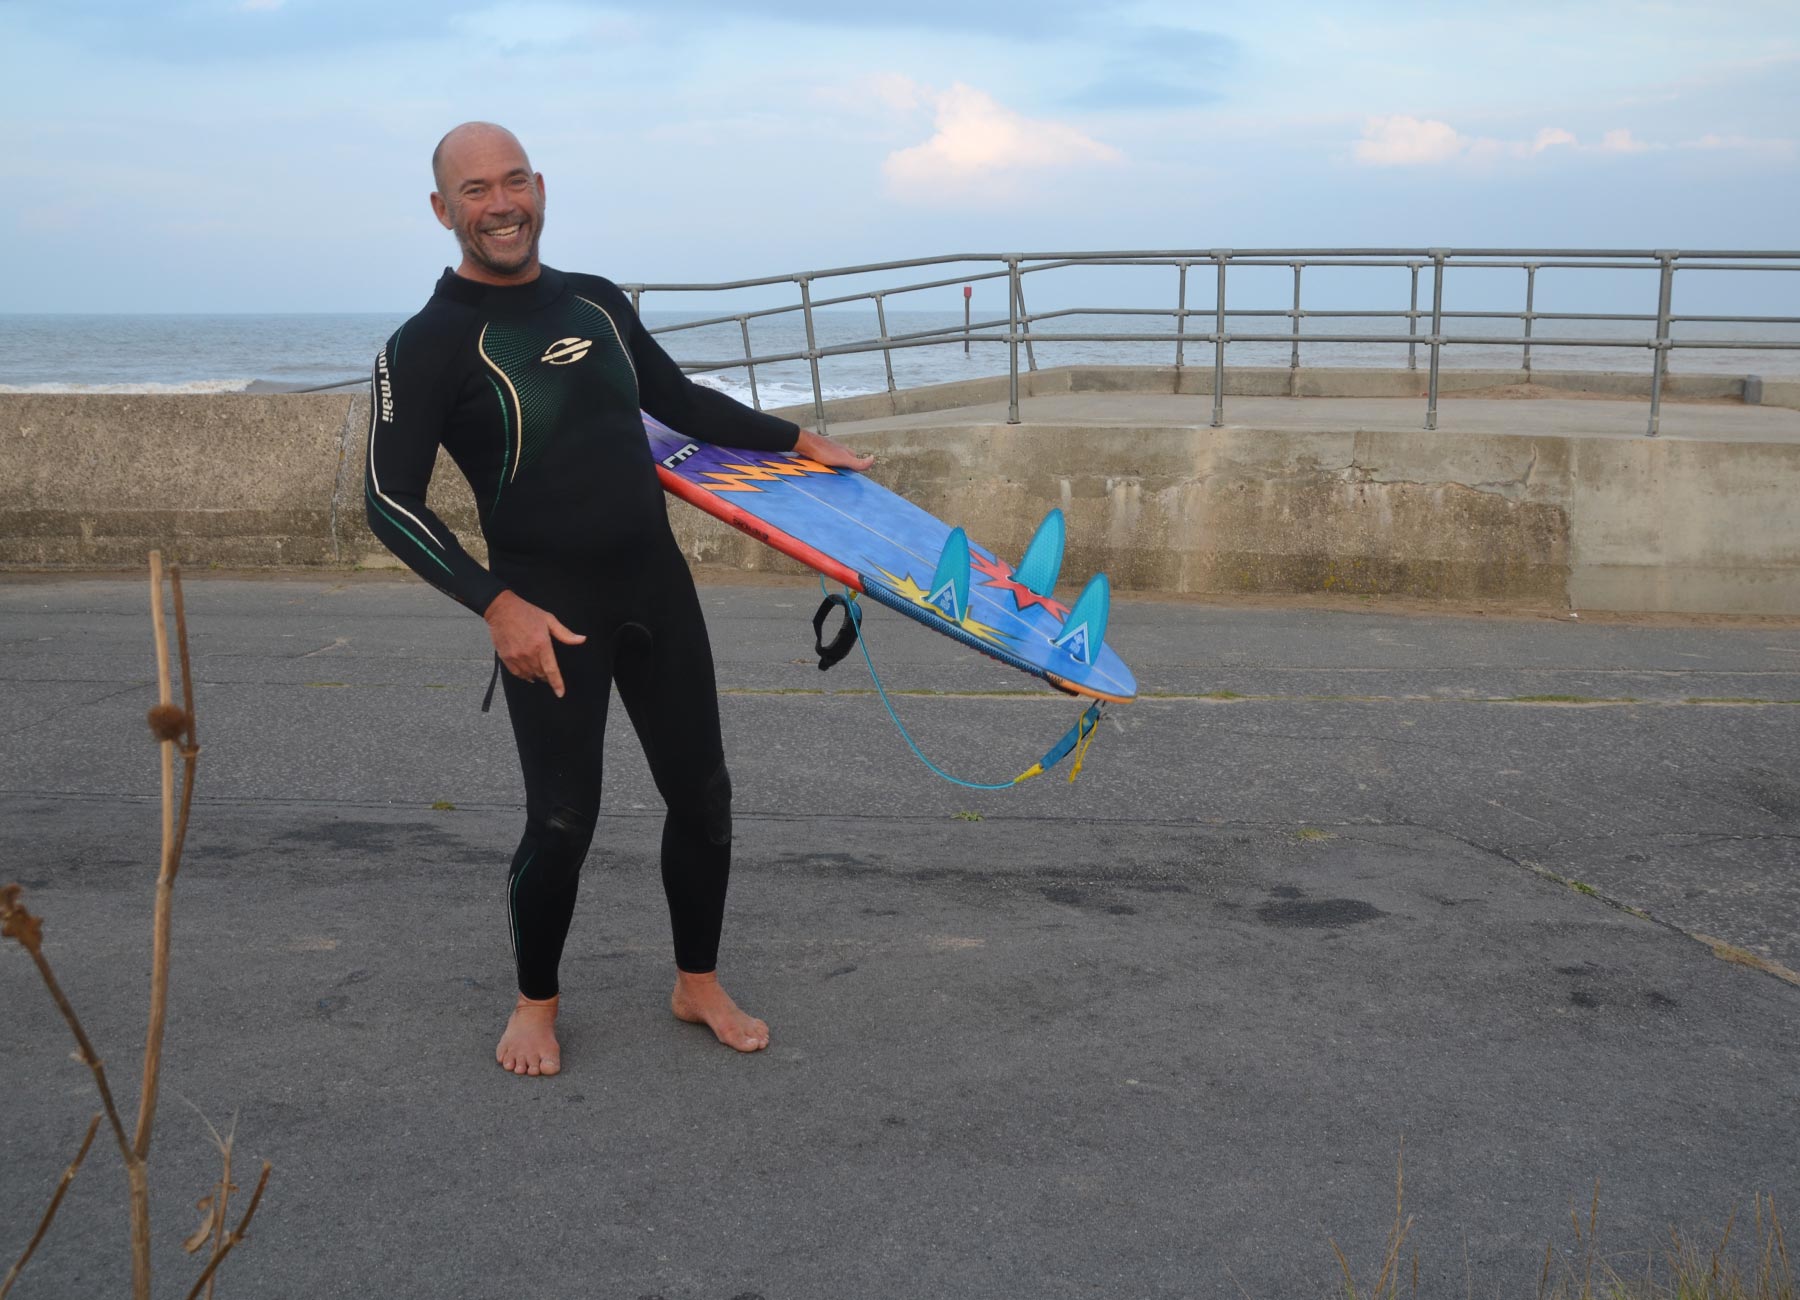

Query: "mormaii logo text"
<box><xmin>540</xmin><ymin>337</ymin><xmax>592</xmax><ymax>365</ymax></box>
<box><xmin>376</xmin><ymin>349</ymin><xmax>394</xmax><ymax>424</ymax></box>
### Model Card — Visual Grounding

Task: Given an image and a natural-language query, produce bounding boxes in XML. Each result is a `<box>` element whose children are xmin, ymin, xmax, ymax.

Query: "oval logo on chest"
<box><xmin>540</xmin><ymin>337</ymin><xmax>593</xmax><ymax>365</ymax></box>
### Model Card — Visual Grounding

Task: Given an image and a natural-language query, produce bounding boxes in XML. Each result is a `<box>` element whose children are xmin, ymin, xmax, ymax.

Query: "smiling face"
<box><xmin>429</xmin><ymin>124</ymin><xmax>546</xmax><ymax>285</ymax></box>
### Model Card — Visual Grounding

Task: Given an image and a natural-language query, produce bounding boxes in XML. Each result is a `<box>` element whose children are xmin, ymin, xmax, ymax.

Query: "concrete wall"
<box><xmin>4</xmin><ymin>367</ymin><xmax>1796</xmax><ymax>614</ymax></box>
<box><xmin>0</xmin><ymin>391</ymin><xmax>486</xmax><ymax>571</ymax></box>
<box><xmin>663</xmin><ymin>422</ymin><xmax>1798</xmax><ymax>614</ymax></box>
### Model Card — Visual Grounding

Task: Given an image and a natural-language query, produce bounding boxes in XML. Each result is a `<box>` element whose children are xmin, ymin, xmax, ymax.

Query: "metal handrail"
<box><xmin>295</xmin><ymin>250</ymin><xmax>1797</xmax><ymax>434</ymax></box>
<box><xmin>620</xmin><ymin>248</ymin><xmax>1799</xmax><ymax>437</ymax></box>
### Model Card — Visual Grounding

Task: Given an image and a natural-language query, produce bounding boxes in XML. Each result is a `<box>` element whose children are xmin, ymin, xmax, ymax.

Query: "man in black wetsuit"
<box><xmin>365</xmin><ymin>121</ymin><xmax>872</xmax><ymax>1075</ymax></box>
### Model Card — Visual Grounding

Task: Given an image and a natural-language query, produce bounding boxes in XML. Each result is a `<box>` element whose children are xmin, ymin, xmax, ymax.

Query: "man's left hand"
<box><xmin>794</xmin><ymin>429</ymin><xmax>874</xmax><ymax>473</ymax></box>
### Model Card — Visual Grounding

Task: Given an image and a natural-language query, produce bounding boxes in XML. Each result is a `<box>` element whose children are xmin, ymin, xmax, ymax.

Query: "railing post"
<box><xmin>1211</xmin><ymin>250</ymin><xmax>1229</xmax><ymax>428</ymax></box>
<box><xmin>1012</xmin><ymin>265</ymin><xmax>1038</xmax><ymax>373</ymax></box>
<box><xmin>798</xmin><ymin>275</ymin><xmax>827</xmax><ymax>435</ymax></box>
<box><xmin>873</xmin><ymin>292</ymin><xmax>897</xmax><ymax>394</ymax></box>
<box><xmin>630</xmin><ymin>287</ymin><xmax>642</xmax><ymax>316</ymax></box>
<box><xmin>737</xmin><ymin>315</ymin><xmax>761</xmax><ymax>411</ymax></box>
<box><xmin>1647</xmin><ymin>251</ymin><xmax>1677</xmax><ymax>437</ymax></box>
<box><xmin>1289</xmin><ymin>261</ymin><xmax>1304</xmax><ymax>372</ymax></box>
<box><xmin>1522</xmin><ymin>264</ymin><xmax>1538</xmax><ymax>377</ymax></box>
<box><xmin>1007</xmin><ymin>257</ymin><xmax>1022</xmax><ymax>425</ymax></box>
<box><xmin>1407</xmin><ymin>262</ymin><xmax>1421</xmax><ymax>371</ymax></box>
<box><xmin>1425</xmin><ymin>250</ymin><xmax>1446</xmax><ymax>431</ymax></box>
<box><xmin>1175</xmin><ymin>260</ymin><xmax>1189</xmax><ymax>374</ymax></box>
<box><xmin>963</xmin><ymin>285</ymin><xmax>971</xmax><ymax>356</ymax></box>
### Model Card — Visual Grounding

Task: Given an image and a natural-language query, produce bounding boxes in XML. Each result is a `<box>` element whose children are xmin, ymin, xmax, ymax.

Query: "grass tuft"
<box><xmin>1690</xmin><ymin>935</ymin><xmax>1800</xmax><ymax>985</ymax></box>
<box><xmin>1330</xmin><ymin>1136</ymin><xmax>1418</xmax><ymax>1300</ymax></box>
<box><xmin>1536</xmin><ymin>1189</ymin><xmax>1793</xmax><ymax>1300</ymax></box>
<box><xmin>1330</xmin><ymin>1147</ymin><xmax>1793</xmax><ymax>1300</ymax></box>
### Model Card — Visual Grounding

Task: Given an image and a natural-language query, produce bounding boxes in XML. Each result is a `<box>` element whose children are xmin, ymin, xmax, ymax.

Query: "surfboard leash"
<box><xmin>814</xmin><ymin>578</ymin><xmax>1103</xmax><ymax>789</ymax></box>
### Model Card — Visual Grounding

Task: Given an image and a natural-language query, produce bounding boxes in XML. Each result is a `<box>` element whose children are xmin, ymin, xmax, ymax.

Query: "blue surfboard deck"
<box><xmin>645</xmin><ymin>414</ymin><xmax>1137</xmax><ymax>703</ymax></box>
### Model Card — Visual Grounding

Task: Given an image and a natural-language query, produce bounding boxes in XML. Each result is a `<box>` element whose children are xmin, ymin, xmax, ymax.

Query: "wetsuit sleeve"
<box><xmin>363</xmin><ymin>334</ymin><xmax>508</xmax><ymax>615</ymax></box>
<box><xmin>622</xmin><ymin>301</ymin><xmax>801</xmax><ymax>452</ymax></box>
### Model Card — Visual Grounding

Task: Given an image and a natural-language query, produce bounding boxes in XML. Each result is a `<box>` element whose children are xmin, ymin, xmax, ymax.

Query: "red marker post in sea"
<box><xmin>963</xmin><ymin>284</ymin><xmax>972</xmax><ymax>355</ymax></box>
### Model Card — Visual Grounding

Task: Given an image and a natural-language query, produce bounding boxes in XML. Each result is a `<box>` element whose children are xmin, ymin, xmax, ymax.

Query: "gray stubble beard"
<box><xmin>453</xmin><ymin>198</ymin><xmax>547</xmax><ymax>278</ymax></box>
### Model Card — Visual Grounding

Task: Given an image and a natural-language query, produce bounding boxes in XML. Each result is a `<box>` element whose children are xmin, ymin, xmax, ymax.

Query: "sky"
<box><xmin>4</xmin><ymin>0</ymin><xmax>1798</xmax><ymax>314</ymax></box>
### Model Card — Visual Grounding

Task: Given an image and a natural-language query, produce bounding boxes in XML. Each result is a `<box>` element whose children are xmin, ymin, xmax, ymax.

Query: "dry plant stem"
<box><xmin>129</xmin><ymin>551</ymin><xmax>186</xmax><ymax>1300</ymax></box>
<box><xmin>137</xmin><ymin>550</ymin><xmax>178</xmax><ymax>1162</ymax></box>
<box><xmin>0</xmin><ymin>901</ymin><xmax>134</xmax><ymax>1161</ymax></box>
<box><xmin>0</xmin><ymin>1115</ymin><xmax>101</xmax><ymax>1300</ymax></box>
<box><xmin>202</xmin><ymin>1112</ymin><xmax>234</xmax><ymax>1300</ymax></box>
<box><xmin>169</xmin><ymin>567</ymin><xmax>201</xmax><ymax>869</ymax></box>
<box><xmin>182</xmin><ymin>1162</ymin><xmax>271</xmax><ymax>1300</ymax></box>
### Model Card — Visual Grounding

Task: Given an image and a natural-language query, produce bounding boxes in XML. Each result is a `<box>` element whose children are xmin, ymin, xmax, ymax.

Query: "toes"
<box><xmin>733</xmin><ymin>1024</ymin><xmax>770</xmax><ymax>1052</ymax></box>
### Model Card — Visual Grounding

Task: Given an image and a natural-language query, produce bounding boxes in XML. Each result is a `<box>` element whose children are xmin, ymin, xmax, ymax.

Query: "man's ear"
<box><xmin>430</xmin><ymin>191</ymin><xmax>453</xmax><ymax>230</ymax></box>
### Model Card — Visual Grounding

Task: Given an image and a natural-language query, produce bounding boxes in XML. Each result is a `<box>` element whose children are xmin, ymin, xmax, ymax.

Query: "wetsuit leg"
<box><xmin>612</xmin><ymin>560</ymin><xmax>733</xmax><ymax>974</ymax></box>
<box><xmin>496</xmin><ymin>574</ymin><xmax>609</xmax><ymax>1001</ymax></box>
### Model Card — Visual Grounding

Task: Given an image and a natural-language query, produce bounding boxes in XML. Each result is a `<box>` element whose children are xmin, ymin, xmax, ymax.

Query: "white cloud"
<box><xmin>1352</xmin><ymin>119</ymin><xmax>1654</xmax><ymax>165</ymax></box>
<box><xmin>1529</xmin><ymin>127</ymin><xmax>1577</xmax><ymax>155</ymax></box>
<box><xmin>1352</xmin><ymin>115</ymin><xmax>1464</xmax><ymax>165</ymax></box>
<box><xmin>812</xmin><ymin>73</ymin><xmax>930</xmax><ymax>119</ymax></box>
<box><xmin>882</xmin><ymin>83</ymin><xmax>1120</xmax><ymax>202</ymax></box>
<box><xmin>865</xmin><ymin>73</ymin><xmax>928</xmax><ymax>115</ymax></box>
<box><xmin>1682</xmin><ymin>132</ymin><xmax>1796</xmax><ymax>159</ymax></box>
<box><xmin>1599</xmin><ymin>128</ymin><xmax>1653</xmax><ymax>153</ymax></box>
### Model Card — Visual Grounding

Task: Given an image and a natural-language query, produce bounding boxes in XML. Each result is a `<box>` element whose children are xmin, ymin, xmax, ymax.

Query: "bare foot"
<box><xmin>670</xmin><ymin>971</ymin><xmax>769</xmax><ymax>1053</ymax></box>
<box><xmin>496</xmin><ymin>994</ymin><xmax>561</xmax><ymax>1076</ymax></box>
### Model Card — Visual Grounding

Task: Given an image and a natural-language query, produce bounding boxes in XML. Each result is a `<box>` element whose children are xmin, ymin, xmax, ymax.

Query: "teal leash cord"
<box><xmin>822</xmin><ymin>576</ymin><xmax>1108</xmax><ymax>792</ymax></box>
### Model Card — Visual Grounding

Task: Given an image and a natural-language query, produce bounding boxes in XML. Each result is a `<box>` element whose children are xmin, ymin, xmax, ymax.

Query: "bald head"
<box><xmin>432</xmin><ymin>121</ymin><xmax>531</xmax><ymax>194</ymax></box>
<box><xmin>428</xmin><ymin>121</ymin><xmax>547</xmax><ymax>286</ymax></box>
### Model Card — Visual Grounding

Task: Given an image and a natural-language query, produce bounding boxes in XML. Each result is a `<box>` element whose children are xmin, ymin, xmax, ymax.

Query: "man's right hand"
<box><xmin>483</xmin><ymin>590</ymin><xmax>587</xmax><ymax>698</ymax></box>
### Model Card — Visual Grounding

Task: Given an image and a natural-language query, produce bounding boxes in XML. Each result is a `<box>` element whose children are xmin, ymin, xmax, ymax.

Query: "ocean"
<box><xmin>3</xmin><ymin>309</ymin><xmax>1796</xmax><ymax>408</ymax></box>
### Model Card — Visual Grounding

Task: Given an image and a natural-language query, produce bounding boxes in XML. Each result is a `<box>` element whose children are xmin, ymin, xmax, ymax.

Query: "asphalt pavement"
<box><xmin>2</xmin><ymin>573</ymin><xmax>1797</xmax><ymax>1299</ymax></box>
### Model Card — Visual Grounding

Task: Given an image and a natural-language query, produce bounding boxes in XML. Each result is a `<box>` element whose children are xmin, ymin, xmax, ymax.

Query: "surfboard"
<box><xmin>644</xmin><ymin>414</ymin><xmax>1137</xmax><ymax>704</ymax></box>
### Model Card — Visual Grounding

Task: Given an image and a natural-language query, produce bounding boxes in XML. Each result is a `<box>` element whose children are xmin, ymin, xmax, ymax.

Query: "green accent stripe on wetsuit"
<box><xmin>364</xmin><ymin>480</ymin><xmax>453</xmax><ymax>576</ymax></box>
<box><xmin>486</xmin><ymin>374</ymin><xmax>511</xmax><ymax>511</ymax></box>
<box><xmin>478</xmin><ymin>298</ymin><xmax>638</xmax><ymax>475</ymax></box>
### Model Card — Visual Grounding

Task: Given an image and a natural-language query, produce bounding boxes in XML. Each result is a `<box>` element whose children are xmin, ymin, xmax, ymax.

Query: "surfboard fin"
<box><xmin>927</xmin><ymin>527</ymin><xmax>972</xmax><ymax>624</ymax></box>
<box><xmin>1014</xmin><ymin>508</ymin><xmax>1065</xmax><ymax>599</ymax></box>
<box><xmin>1052</xmin><ymin>573</ymin><xmax>1111</xmax><ymax>666</ymax></box>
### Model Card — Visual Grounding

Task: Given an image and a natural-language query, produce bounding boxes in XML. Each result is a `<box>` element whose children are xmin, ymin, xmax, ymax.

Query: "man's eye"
<box><xmin>507</xmin><ymin>176</ymin><xmax>530</xmax><ymax>188</ymax></box>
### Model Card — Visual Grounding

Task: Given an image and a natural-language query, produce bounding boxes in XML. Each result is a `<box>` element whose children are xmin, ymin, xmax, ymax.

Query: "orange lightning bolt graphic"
<box><xmin>872</xmin><ymin>567</ymin><xmax>1013</xmax><ymax>648</ymax></box>
<box><xmin>970</xmin><ymin>550</ymin><xmax>1071</xmax><ymax>620</ymax></box>
<box><xmin>695</xmin><ymin>455</ymin><xmax>838</xmax><ymax>494</ymax></box>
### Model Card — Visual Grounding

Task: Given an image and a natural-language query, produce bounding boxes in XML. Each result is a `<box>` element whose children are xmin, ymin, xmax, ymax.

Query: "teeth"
<box><xmin>486</xmin><ymin>225</ymin><xmax>521</xmax><ymax>237</ymax></box>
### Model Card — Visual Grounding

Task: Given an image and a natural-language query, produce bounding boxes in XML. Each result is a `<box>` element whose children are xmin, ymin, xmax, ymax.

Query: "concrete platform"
<box><xmin>2</xmin><ymin>573</ymin><xmax>1797</xmax><ymax>1298</ymax></box>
